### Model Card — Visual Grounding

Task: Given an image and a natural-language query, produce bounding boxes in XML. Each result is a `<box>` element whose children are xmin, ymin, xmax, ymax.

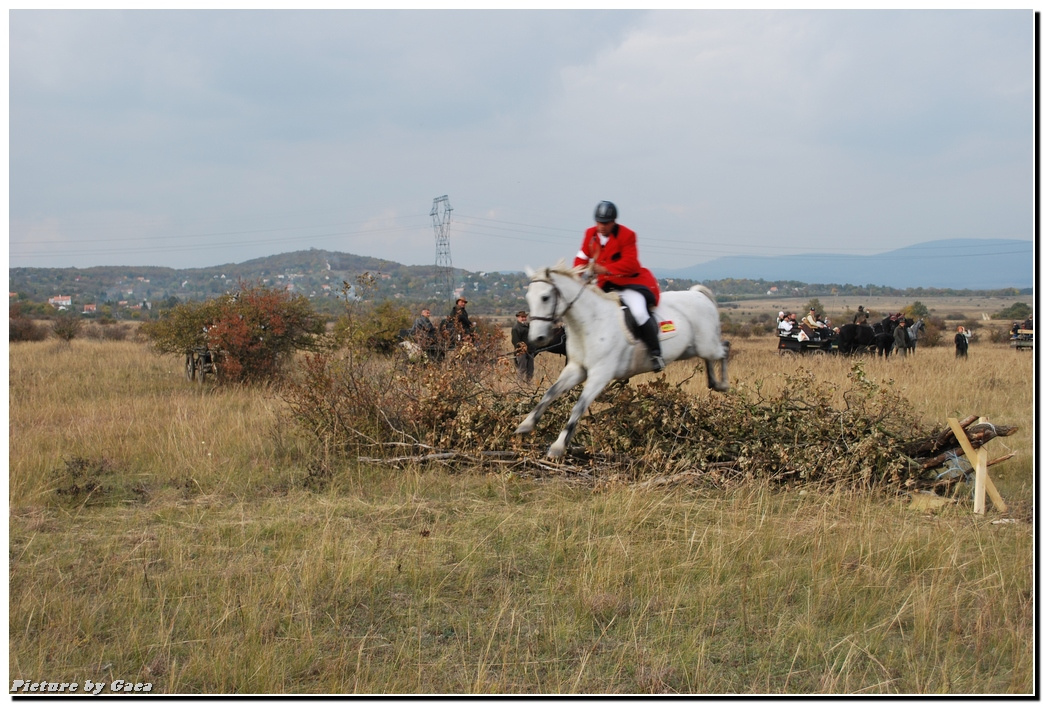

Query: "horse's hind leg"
<box><xmin>516</xmin><ymin>363</ymin><xmax>586</xmax><ymax>435</ymax></box>
<box><xmin>705</xmin><ymin>341</ymin><xmax>730</xmax><ymax>392</ymax></box>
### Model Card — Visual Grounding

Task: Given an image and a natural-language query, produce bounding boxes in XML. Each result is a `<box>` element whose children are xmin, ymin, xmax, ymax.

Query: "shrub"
<box><xmin>83</xmin><ymin>322</ymin><xmax>131</xmax><ymax>341</ymax></box>
<box><xmin>996</xmin><ymin>301</ymin><xmax>1032</xmax><ymax>320</ymax></box>
<box><xmin>915</xmin><ymin>315</ymin><xmax>946</xmax><ymax>348</ymax></box>
<box><xmin>280</xmin><ymin>314</ymin><xmax>508</xmax><ymax>467</ymax></box>
<box><xmin>142</xmin><ymin>282</ymin><xmax>325</xmax><ymax>384</ymax></box>
<box><xmin>51</xmin><ymin>316</ymin><xmax>83</xmax><ymax>344</ymax></box>
<box><xmin>333</xmin><ymin>299</ymin><xmax>414</xmax><ymax>354</ymax></box>
<box><xmin>101</xmin><ymin>323</ymin><xmax>131</xmax><ymax>341</ymax></box>
<box><xmin>9</xmin><ymin>305</ymin><xmax>47</xmax><ymax>342</ymax></box>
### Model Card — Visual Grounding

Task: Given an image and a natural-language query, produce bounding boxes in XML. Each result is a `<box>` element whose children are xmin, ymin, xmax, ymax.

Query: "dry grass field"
<box><xmin>8</xmin><ymin>325</ymin><xmax>1035</xmax><ymax>694</ymax></box>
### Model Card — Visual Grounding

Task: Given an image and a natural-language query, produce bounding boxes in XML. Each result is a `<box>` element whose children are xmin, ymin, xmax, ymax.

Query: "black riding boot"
<box><xmin>638</xmin><ymin>318</ymin><xmax>666</xmax><ymax>372</ymax></box>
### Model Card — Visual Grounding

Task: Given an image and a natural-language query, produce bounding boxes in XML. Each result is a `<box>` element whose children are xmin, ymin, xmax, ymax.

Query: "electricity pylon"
<box><xmin>431</xmin><ymin>195</ymin><xmax>454</xmax><ymax>302</ymax></box>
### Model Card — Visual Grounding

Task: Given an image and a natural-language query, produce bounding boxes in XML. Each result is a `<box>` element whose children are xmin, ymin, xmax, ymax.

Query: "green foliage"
<box><xmin>804</xmin><ymin>298</ymin><xmax>825</xmax><ymax>319</ymax></box>
<box><xmin>141</xmin><ymin>282</ymin><xmax>324</xmax><ymax>384</ymax></box>
<box><xmin>140</xmin><ymin>298</ymin><xmax>224</xmax><ymax>354</ymax></box>
<box><xmin>996</xmin><ymin>301</ymin><xmax>1032</xmax><ymax>320</ymax></box>
<box><xmin>905</xmin><ymin>300</ymin><xmax>930</xmax><ymax>319</ymax></box>
<box><xmin>334</xmin><ymin>299</ymin><xmax>414</xmax><ymax>354</ymax></box>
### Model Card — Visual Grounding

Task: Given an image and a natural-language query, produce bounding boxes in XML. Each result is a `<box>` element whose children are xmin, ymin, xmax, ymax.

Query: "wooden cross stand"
<box><xmin>947</xmin><ymin>416</ymin><xmax>1008</xmax><ymax>515</ymax></box>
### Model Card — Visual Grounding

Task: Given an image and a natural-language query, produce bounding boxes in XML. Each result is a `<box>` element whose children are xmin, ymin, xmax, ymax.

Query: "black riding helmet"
<box><xmin>594</xmin><ymin>201</ymin><xmax>617</xmax><ymax>223</ymax></box>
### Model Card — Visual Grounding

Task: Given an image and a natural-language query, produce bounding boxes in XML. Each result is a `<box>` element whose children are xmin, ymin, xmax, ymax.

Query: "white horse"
<box><xmin>516</xmin><ymin>264</ymin><xmax>730</xmax><ymax>458</ymax></box>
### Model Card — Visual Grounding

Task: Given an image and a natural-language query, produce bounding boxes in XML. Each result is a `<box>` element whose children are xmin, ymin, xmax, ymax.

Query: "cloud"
<box><xmin>8</xmin><ymin>9</ymin><xmax>1034</xmax><ymax>273</ymax></box>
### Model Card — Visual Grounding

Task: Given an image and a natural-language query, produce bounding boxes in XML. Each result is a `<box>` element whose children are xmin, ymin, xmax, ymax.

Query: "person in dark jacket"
<box><xmin>511</xmin><ymin>310</ymin><xmax>534</xmax><ymax>382</ymax></box>
<box><xmin>410</xmin><ymin>307</ymin><xmax>440</xmax><ymax>360</ymax></box>
<box><xmin>449</xmin><ymin>297</ymin><xmax>474</xmax><ymax>343</ymax></box>
<box><xmin>955</xmin><ymin>326</ymin><xmax>970</xmax><ymax>358</ymax></box>
<box><xmin>893</xmin><ymin>318</ymin><xmax>911</xmax><ymax>356</ymax></box>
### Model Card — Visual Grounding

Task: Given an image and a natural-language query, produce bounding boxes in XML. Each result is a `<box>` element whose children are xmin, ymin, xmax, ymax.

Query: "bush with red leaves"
<box><xmin>143</xmin><ymin>282</ymin><xmax>325</xmax><ymax>384</ymax></box>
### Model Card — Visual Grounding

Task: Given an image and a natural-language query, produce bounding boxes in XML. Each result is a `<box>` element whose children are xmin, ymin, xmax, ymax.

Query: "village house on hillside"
<box><xmin>48</xmin><ymin>295</ymin><xmax>71</xmax><ymax>309</ymax></box>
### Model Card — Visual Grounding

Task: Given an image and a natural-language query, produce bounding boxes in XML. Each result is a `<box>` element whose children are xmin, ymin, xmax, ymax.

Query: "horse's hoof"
<box><xmin>547</xmin><ymin>443</ymin><xmax>565</xmax><ymax>459</ymax></box>
<box><xmin>516</xmin><ymin>419</ymin><xmax>534</xmax><ymax>434</ymax></box>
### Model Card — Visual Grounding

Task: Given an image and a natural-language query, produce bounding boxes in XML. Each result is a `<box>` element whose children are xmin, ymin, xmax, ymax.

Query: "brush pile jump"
<box><xmin>288</xmin><ymin>348</ymin><xmax>1018</xmax><ymax>495</ymax></box>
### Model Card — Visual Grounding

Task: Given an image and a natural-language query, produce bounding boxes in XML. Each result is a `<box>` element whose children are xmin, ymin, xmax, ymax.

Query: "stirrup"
<box><xmin>651</xmin><ymin>355</ymin><xmax>666</xmax><ymax>373</ymax></box>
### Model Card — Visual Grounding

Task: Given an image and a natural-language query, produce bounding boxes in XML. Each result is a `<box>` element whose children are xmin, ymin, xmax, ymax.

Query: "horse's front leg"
<box><xmin>548</xmin><ymin>369</ymin><xmax>615</xmax><ymax>459</ymax></box>
<box><xmin>516</xmin><ymin>363</ymin><xmax>587</xmax><ymax>435</ymax></box>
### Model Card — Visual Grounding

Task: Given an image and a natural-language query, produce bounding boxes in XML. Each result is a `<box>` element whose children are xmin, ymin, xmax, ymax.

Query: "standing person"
<box><xmin>954</xmin><ymin>326</ymin><xmax>970</xmax><ymax>358</ymax></box>
<box><xmin>449</xmin><ymin>296</ymin><xmax>474</xmax><ymax>343</ymax></box>
<box><xmin>893</xmin><ymin>318</ymin><xmax>911</xmax><ymax>357</ymax></box>
<box><xmin>410</xmin><ymin>307</ymin><xmax>439</xmax><ymax>360</ymax></box>
<box><xmin>908</xmin><ymin>318</ymin><xmax>925</xmax><ymax>354</ymax></box>
<box><xmin>511</xmin><ymin>310</ymin><xmax>534</xmax><ymax>382</ymax></box>
<box><xmin>573</xmin><ymin>201</ymin><xmax>665</xmax><ymax>372</ymax></box>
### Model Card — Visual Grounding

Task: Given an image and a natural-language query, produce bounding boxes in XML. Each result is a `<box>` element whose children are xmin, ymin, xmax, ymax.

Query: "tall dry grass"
<box><xmin>8</xmin><ymin>335</ymin><xmax>1035</xmax><ymax>694</ymax></box>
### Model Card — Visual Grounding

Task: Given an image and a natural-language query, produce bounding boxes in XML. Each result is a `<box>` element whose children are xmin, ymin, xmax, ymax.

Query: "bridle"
<box><xmin>527</xmin><ymin>270</ymin><xmax>591</xmax><ymax>324</ymax></box>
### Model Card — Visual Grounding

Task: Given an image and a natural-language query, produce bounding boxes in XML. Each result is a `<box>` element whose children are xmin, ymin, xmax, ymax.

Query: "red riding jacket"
<box><xmin>573</xmin><ymin>223</ymin><xmax>660</xmax><ymax>305</ymax></box>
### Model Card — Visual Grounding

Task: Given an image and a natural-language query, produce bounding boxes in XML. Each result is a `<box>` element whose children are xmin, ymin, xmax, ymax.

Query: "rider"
<box><xmin>573</xmin><ymin>201</ymin><xmax>665</xmax><ymax>372</ymax></box>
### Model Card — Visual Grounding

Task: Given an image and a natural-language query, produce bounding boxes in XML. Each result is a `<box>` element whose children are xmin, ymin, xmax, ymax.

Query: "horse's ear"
<box><xmin>524</xmin><ymin>266</ymin><xmax>536</xmax><ymax>278</ymax></box>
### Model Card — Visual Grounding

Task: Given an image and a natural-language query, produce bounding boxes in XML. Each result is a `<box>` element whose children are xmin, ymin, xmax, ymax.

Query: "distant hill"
<box><xmin>657</xmin><ymin>239</ymin><xmax>1034</xmax><ymax>290</ymax></box>
<box><xmin>10</xmin><ymin>242</ymin><xmax>1033</xmax><ymax>320</ymax></box>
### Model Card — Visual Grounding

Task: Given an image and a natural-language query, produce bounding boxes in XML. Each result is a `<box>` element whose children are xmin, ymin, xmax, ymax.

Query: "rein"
<box><xmin>527</xmin><ymin>271</ymin><xmax>592</xmax><ymax>324</ymax></box>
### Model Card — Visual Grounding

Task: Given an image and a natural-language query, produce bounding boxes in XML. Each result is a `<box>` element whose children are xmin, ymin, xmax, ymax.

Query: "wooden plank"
<box><xmin>984</xmin><ymin>473</ymin><xmax>1008</xmax><ymax>513</ymax></box>
<box><xmin>947</xmin><ymin>417</ymin><xmax>979</xmax><ymax>466</ymax></box>
<box><xmin>974</xmin><ymin>444</ymin><xmax>987</xmax><ymax>514</ymax></box>
<box><xmin>979</xmin><ymin>416</ymin><xmax>1009</xmax><ymax>513</ymax></box>
<box><xmin>949</xmin><ymin>416</ymin><xmax>1007</xmax><ymax>514</ymax></box>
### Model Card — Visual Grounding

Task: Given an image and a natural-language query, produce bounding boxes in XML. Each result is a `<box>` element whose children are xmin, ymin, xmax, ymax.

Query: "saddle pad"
<box><xmin>655</xmin><ymin>314</ymin><xmax>678</xmax><ymax>340</ymax></box>
<box><xmin>620</xmin><ymin>306</ymin><xmax>678</xmax><ymax>341</ymax></box>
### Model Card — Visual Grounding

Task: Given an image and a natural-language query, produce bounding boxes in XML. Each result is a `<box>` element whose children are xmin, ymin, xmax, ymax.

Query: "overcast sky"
<box><xmin>8</xmin><ymin>9</ymin><xmax>1036</xmax><ymax>274</ymax></box>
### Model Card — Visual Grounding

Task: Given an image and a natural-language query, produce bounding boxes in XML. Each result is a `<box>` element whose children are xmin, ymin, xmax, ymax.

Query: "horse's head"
<box><xmin>524</xmin><ymin>267</ymin><xmax>559</xmax><ymax>348</ymax></box>
<box><xmin>522</xmin><ymin>263</ymin><xmax>589</xmax><ymax>347</ymax></box>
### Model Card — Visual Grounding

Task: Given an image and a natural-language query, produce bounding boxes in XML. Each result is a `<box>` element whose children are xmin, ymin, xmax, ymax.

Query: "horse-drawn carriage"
<box><xmin>1009</xmin><ymin>328</ymin><xmax>1033</xmax><ymax>351</ymax></box>
<box><xmin>184</xmin><ymin>346</ymin><xmax>219</xmax><ymax>384</ymax></box>
<box><xmin>777</xmin><ymin>330</ymin><xmax>836</xmax><ymax>356</ymax></box>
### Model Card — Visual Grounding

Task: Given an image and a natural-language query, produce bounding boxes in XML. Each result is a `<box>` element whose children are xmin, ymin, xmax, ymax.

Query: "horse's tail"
<box><xmin>690</xmin><ymin>284</ymin><xmax>718</xmax><ymax>307</ymax></box>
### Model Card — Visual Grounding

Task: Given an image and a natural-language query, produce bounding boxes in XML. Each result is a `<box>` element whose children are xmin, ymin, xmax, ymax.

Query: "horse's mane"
<box><xmin>544</xmin><ymin>260</ymin><xmax>581</xmax><ymax>277</ymax></box>
<box><xmin>538</xmin><ymin>261</ymin><xmax>618</xmax><ymax>302</ymax></box>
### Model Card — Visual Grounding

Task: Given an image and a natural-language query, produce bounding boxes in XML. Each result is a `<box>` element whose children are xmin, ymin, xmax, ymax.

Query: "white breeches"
<box><xmin>619</xmin><ymin>289</ymin><xmax>650</xmax><ymax>325</ymax></box>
